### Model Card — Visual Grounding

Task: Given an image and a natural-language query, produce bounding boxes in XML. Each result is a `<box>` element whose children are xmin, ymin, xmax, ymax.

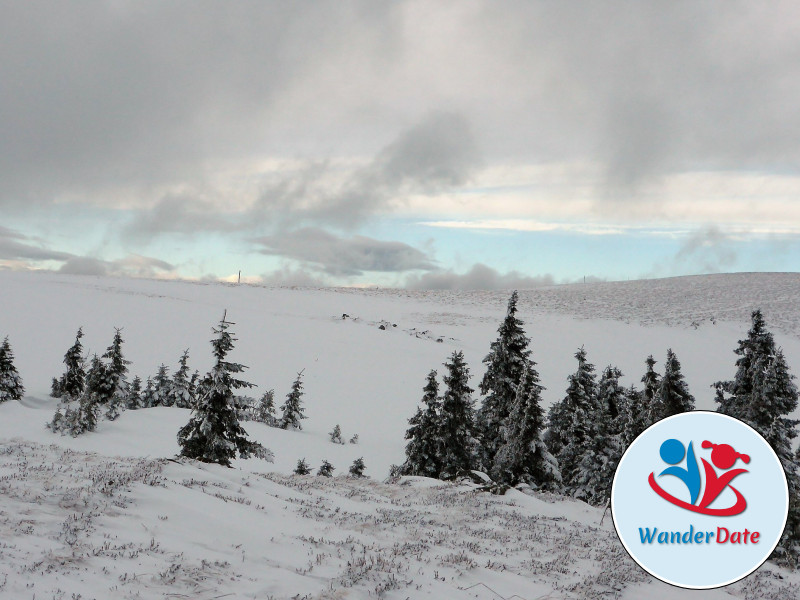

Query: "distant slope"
<box><xmin>335</xmin><ymin>272</ymin><xmax>800</xmax><ymax>338</ymax></box>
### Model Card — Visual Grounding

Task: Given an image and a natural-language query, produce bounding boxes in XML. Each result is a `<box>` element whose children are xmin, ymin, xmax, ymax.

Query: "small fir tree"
<box><xmin>349</xmin><ymin>434</ymin><xmax>359</xmax><ymax>444</ymax></box>
<box><xmin>141</xmin><ymin>376</ymin><xmax>156</xmax><ymax>408</ymax></box>
<box><xmin>253</xmin><ymin>389</ymin><xmax>278</xmax><ymax>426</ymax></box>
<box><xmin>127</xmin><ymin>376</ymin><xmax>143</xmax><ymax>410</ymax></box>
<box><xmin>177</xmin><ymin>313</ymin><xmax>272</xmax><ymax>467</ymax></box>
<box><xmin>547</xmin><ymin>347</ymin><xmax>598</xmax><ymax>493</ymax></box>
<box><xmin>317</xmin><ymin>459</ymin><xmax>335</xmax><ymax>477</ymax></box>
<box><xmin>652</xmin><ymin>349</ymin><xmax>694</xmax><ymax>420</ymax></box>
<box><xmin>84</xmin><ymin>355</ymin><xmax>114</xmax><ymax>405</ymax></box>
<box><xmin>294</xmin><ymin>458</ymin><xmax>311</xmax><ymax>475</ymax></box>
<box><xmin>329</xmin><ymin>424</ymin><xmax>344</xmax><ymax>444</ymax></box>
<box><xmin>492</xmin><ymin>364</ymin><xmax>558</xmax><ymax>488</ymax></box>
<box><xmin>478</xmin><ymin>291</ymin><xmax>534</xmax><ymax>471</ymax></box>
<box><xmin>0</xmin><ymin>337</ymin><xmax>24</xmax><ymax>402</ymax></box>
<box><xmin>170</xmin><ymin>350</ymin><xmax>195</xmax><ymax>408</ymax></box>
<box><xmin>401</xmin><ymin>371</ymin><xmax>442</xmax><ymax>477</ymax></box>
<box><xmin>439</xmin><ymin>351</ymin><xmax>478</xmax><ymax>479</ymax></box>
<box><xmin>641</xmin><ymin>355</ymin><xmax>660</xmax><ymax>419</ymax></box>
<box><xmin>152</xmin><ymin>364</ymin><xmax>172</xmax><ymax>407</ymax></box>
<box><xmin>349</xmin><ymin>457</ymin><xmax>367</xmax><ymax>477</ymax></box>
<box><xmin>571</xmin><ymin>366</ymin><xmax>627</xmax><ymax>505</ymax></box>
<box><xmin>52</xmin><ymin>328</ymin><xmax>86</xmax><ymax>399</ymax></box>
<box><xmin>280</xmin><ymin>371</ymin><xmax>307</xmax><ymax>430</ymax></box>
<box><xmin>103</xmin><ymin>328</ymin><xmax>130</xmax><ymax>389</ymax></box>
<box><xmin>623</xmin><ymin>384</ymin><xmax>650</xmax><ymax>445</ymax></box>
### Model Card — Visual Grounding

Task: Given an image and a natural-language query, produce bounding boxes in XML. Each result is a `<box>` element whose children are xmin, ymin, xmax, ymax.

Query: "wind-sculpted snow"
<box><xmin>1</xmin><ymin>440</ymin><xmax>798</xmax><ymax>599</ymax></box>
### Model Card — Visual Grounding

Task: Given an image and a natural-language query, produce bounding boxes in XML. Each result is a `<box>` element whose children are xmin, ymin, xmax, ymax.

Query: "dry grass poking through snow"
<box><xmin>1</xmin><ymin>441</ymin><xmax>799</xmax><ymax>599</ymax></box>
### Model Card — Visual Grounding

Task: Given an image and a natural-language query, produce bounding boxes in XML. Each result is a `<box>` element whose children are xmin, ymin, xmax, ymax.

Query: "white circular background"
<box><xmin>611</xmin><ymin>411</ymin><xmax>789</xmax><ymax>589</ymax></box>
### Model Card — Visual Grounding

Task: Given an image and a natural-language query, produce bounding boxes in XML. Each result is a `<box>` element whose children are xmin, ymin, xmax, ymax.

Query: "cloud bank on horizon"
<box><xmin>3</xmin><ymin>1</ymin><xmax>800</xmax><ymax>288</ymax></box>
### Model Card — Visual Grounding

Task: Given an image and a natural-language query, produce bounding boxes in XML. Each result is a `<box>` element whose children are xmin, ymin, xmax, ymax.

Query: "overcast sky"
<box><xmin>3</xmin><ymin>1</ymin><xmax>800</xmax><ymax>288</ymax></box>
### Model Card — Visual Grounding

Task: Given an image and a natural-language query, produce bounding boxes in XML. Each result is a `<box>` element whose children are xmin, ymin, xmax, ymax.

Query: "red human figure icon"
<box><xmin>698</xmin><ymin>441</ymin><xmax>750</xmax><ymax>511</ymax></box>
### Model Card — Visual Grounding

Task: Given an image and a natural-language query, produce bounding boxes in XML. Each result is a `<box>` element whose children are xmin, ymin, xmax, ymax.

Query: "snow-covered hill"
<box><xmin>1</xmin><ymin>270</ymin><xmax>800</xmax><ymax>599</ymax></box>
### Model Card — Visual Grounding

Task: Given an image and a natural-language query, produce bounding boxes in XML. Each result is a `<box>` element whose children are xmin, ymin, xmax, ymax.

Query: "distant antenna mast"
<box><xmin>238</xmin><ymin>270</ymin><xmax>241</xmax><ymax>284</ymax></box>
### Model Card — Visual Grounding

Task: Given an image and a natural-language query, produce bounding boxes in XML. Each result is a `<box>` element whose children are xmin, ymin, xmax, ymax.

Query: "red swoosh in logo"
<box><xmin>648</xmin><ymin>472</ymin><xmax>747</xmax><ymax>516</ymax></box>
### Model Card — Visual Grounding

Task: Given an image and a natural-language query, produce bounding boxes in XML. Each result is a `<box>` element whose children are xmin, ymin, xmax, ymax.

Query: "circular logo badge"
<box><xmin>611</xmin><ymin>411</ymin><xmax>788</xmax><ymax>589</ymax></box>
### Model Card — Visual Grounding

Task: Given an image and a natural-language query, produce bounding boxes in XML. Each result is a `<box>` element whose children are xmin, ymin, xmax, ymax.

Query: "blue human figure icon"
<box><xmin>658</xmin><ymin>439</ymin><xmax>701</xmax><ymax>505</ymax></box>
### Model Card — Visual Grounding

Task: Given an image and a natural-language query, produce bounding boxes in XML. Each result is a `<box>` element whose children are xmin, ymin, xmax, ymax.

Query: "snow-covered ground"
<box><xmin>1</xmin><ymin>270</ymin><xmax>800</xmax><ymax>598</ymax></box>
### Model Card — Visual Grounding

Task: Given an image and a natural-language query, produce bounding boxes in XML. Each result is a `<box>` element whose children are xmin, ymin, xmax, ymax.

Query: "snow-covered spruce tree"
<box><xmin>280</xmin><ymin>371</ymin><xmax>307</xmax><ymax>430</ymax></box>
<box><xmin>294</xmin><ymin>458</ymin><xmax>311</xmax><ymax>475</ymax></box>
<box><xmin>100</xmin><ymin>329</ymin><xmax>131</xmax><ymax>420</ymax></box>
<box><xmin>152</xmin><ymin>364</ymin><xmax>172</xmax><ymax>407</ymax></box>
<box><xmin>140</xmin><ymin>376</ymin><xmax>156</xmax><ymax>408</ymax></box>
<box><xmin>127</xmin><ymin>376</ymin><xmax>143</xmax><ymax>410</ymax></box>
<box><xmin>170</xmin><ymin>350</ymin><xmax>195</xmax><ymax>408</ymax></box>
<box><xmin>349</xmin><ymin>434</ymin><xmax>359</xmax><ymax>444</ymax></box>
<box><xmin>546</xmin><ymin>347</ymin><xmax>598</xmax><ymax>493</ymax></box>
<box><xmin>253</xmin><ymin>389</ymin><xmax>278</xmax><ymax>426</ymax></box>
<box><xmin>716</xmin><ymin>311</ymin><xmax>800</xmax><ymax>565</ymax></box>
<box><xmin>317</xmin><ymin>460</ymin><xmax>335</xmax><ymax>477</ymax></box>
<box><xmin>570</xmin><ymin>366</ymin><xmax>628</xmax><ymax>505</ymax></box>
<box><xmin>623</xmin><ymin>384</ymin><xmax>650</xmax><ymax>446</ymax></box>
<box><xmin>477</xmin><ymin>291</ymin><xmax>534</xmax><ymax>471</ymax></box>
<box><xmin>0</xmin><ymin>337</ymin><xmax>24</xmax><ymax>403</ymax></box>
<box><xmin>492</xmin><ymin>364</ymin><xmax>558</xmax><ymax>488</ymax></box>
<box><xmin>51</xmin><ymin>327</ymin><xmax>86</xmax><ymax>400</ymax></box>
<box><xmin>329</xmin><ymin>424</ymin><xmax>344</xmax><ymax>444</ymax></box>
<box><xmin>622</xmin><ymin>356</ymin><xmax>659</xmax><ymax>444</ymax></box>
<box><xmin>49</xmin><ymin>356</ymin><xmax>101</xmax><ymax>437</ymax></box>
<box><xmin>641</xmin><ymin>355</ymin><xmax>660</xmax><ymax>418</ymax></box>
<box><xmin>349</xmin><ymin>457</ymin><xmax>366</xmax><ymax>477</ymax></box>
<box><xmin>651</xmin><ymin>349</ymin><xmax>694</xmax><ymax>421</ymax></box>
<box><xmin>439</xmin><ymin>351</ymin><xmax>478</xmax><ymax>479</ymax></box>
<box><xmin>401</xmin><ymin>370</ymin><xmax>442</xmax><ymax>478</ymax></box>
<box><xmin>177</xmin><ymin>314</ymin><xmax>272</xmax><ymax>467</ymax></box>
<box><xmin>84</xmin><ymin>354</ymin><xmax>114</xmax><ymax>405</ymax></box>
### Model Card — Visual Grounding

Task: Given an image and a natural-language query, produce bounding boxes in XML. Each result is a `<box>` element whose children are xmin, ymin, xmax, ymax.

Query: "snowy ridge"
<box><xmin>333</xmin><ymin>273</ymin><xmax>800</xmax><ymax>338</ymax></box>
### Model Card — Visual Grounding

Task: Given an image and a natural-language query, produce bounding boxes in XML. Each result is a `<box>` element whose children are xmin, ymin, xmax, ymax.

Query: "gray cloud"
<box><xmin>254</xmin><ymin>228</ymin><xmax>436</xmax><ymax>276</ymax></box>
<box><xmin>58</xmin><ymin>254</ymin><xmax>175</xmax><ymax>278</ymax></box>
<box><xmin>122</xmin><ymin>111</ymin><xmax>479</xmax><ymax>239</ymax></box>
<box><xmin>260</xmin><ymin>267</ymin><xmax>330</xmax><ymax>288</ymax></box>
<box><xmin>0</xmin><ymin>1</ymin><xmax>399</xmax><ymax>205</ymax></box>
<box><xmin>124</xmin><ymin>195</ymin><xmax>240</xmax><ymax>240</ymax></box>
<box><xmin>405</xmin><ymin>263</ymin><xmax>554</xmax><ymax>290</ymax></box>
<box><xmin>7</xmin><ymin>3</ymin><xmax>795</xmax><ymax>211</ymax></box>
<box><xmin>673</xmin><ymin>226</ymin><xmax>738</xmax><ymax>273</ymax></box>
<box><xmin>0</xmin><ymin>226</ymin><xmax>73</xmax><ymax>261</ymax></box>
<box><xmin>253</xmin><ymin>111</ymin><xmax>480</xmax><ymax>229</ymax></box>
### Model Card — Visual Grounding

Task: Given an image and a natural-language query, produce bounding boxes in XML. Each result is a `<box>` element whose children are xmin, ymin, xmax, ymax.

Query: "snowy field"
<box><xmin>2</xmin><ymin>270</ymin><xmax>800</xmax><ymax>599</ymax></box>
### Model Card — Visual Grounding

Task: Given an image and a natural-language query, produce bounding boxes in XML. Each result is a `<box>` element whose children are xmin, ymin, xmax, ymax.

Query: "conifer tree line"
<box><xmin>40</xmin><ymin>317</ymin><xmax>307</xmax><ymax>446</ymax></box>
<box><xmin>401</xmin><ymin>295</ymin><xmax>800</xmax><ymax>564</ymax></box>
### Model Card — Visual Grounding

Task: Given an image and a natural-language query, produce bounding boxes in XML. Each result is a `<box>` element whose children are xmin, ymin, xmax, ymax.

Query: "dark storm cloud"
<box><xmin>0</xmin><ymin>226</ymin><xmax>73</xmax><ymax>261</ymax></box>
<box><xmin>254</xmin><ymin>228</ymin><xmax>436</xmax><ymax>276</ymax></box>
<box><xmin>405</xmin><ymin>263</ymin><xmax>554</xmax><ymax>291</ymax></box>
